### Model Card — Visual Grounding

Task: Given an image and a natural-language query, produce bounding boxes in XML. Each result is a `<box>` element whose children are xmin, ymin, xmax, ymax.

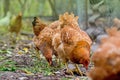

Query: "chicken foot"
<box><xmin>65</xmin><ymin>63</ymin><xmax>74</xmax><ymax>76</ymax></box>
<box><xmin>75</xmin><ymin>64</ymin><xmax>83</xmax><ymax>76</ymax></box>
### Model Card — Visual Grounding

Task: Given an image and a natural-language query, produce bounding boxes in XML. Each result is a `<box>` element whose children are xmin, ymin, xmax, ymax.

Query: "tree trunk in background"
<box><xmin>4</xmin><ymin>0</ymin><xmax>10</xmax><ymax>16</ymax></box>
<box><xmin>48</xmin><ymin>0</ymin><xmax>58</xmax><ymax>19</ymax></box>
<box><xmin>76</xmin><ymin>0</ymin><xmax>88</xmax><ymax>30</ymax></box>
<box><xmin>18</xmin><ymin>0</ymin><xmax>27</xmax><ymax>15</ymax></box>
<box><xmin>26</xmin><ymin>0</ymin><xmax>32</xmax><ymax>15</ymax></box>
<box><xmin>38</xmin><ymin>0</ymin><xmax>45</xmax><ymax>15</ymax></box>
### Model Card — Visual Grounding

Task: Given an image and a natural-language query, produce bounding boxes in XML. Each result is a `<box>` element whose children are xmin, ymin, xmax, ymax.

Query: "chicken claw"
<box><xmin>65</xmin><ymin>63</ymin><xmax>74</xmax><ymax>76</ymax></box>
<box><xmin>75</xmin><ymin>64</ymin><xmax>83</xmax><ymax>76</ymax></box>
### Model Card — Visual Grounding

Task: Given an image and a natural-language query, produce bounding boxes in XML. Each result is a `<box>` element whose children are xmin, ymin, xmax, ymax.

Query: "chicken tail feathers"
<box><xmin>32</xmin><ymin>17</ymin><xmax>37</xmax><ymax>26</ymax></box>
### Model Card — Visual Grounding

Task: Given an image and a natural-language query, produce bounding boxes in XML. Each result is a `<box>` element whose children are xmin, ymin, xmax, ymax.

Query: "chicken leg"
<box><xmin>75</xmin><ymin>64</ymin><xmax>83</xmax><ymax>76</ymax></box>
<box><xmin>65</xmin><ymin>63</ymin><xmax>74</xmax><ymax>76</ymax></box>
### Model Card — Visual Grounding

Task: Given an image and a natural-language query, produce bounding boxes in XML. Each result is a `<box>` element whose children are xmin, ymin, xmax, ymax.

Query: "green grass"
<box><xmin>20</xmin><ymin>58</ymin><xmax>62</xmax><ymax>76</ymax></box>
<box><xmin>61</xmin><ymin>77</ymin><xmax>71</xmax><ymax>80</ymax></box>
<box><xmin>0</xmin><ymin>60</ymin><xmax>17</xmax><ymax>71</ymax></box>
<box><xmin>0</xmin><ymin>55</ymin><xmax>62</xmax><ymax>76</ymax></box>
<box><xmin>0</xmin><ymin>25</ymin><xmax>61</xmax><ymax>75</ymax></box>
<box><xmin>0</xmin><ymin>25</ymin><xmax>78</xmax><ymax>79</ymax></box>
<box><xmin>0</xmin><ymin>49</ymin><xmax>12</xmax><ymax>54</ymax></box>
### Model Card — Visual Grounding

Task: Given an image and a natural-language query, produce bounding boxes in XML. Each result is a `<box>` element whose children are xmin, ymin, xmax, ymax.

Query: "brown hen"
<box><xmin>52</xmin><ymin>12</ymin><xmax>92</xmax><ymax>75</ymax></box>
<box><xmin>32</xmin><ymin>17</ymin><xmax>60</xmax><ymax>66</ymax></box>
<box><xmin>88</xmin><ymin>27</ymin><xmax>120</xmax><ymax>80</ymax></box>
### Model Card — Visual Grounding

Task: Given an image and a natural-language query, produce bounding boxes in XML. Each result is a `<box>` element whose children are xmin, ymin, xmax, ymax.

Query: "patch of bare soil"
<box><xmin>0</xmin><ymin>35</ymin><xmax>90</xmax><ymax>80</ymax></box>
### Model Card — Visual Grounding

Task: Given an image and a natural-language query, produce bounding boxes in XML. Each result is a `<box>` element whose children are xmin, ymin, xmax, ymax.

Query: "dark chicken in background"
<box><xmin>9</xmin><ymin>12</ymin><xmax>22</xmax><ymax>36</ymax></box>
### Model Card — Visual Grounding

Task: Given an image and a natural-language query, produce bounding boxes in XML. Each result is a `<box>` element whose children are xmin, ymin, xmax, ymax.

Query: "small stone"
<box><xmin>19</xmin><ymin>77</ymin><xmax>28</xmax><ymax>80</ymax></box>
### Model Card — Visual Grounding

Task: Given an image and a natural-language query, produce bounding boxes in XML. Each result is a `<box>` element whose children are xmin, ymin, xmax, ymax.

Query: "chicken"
<box><xmin>88</xmin><ymin>27</ymin><xmax>120</xmax><ymax>80</ymax></box>
<box><xmin>32</xmin><ymin>17</ymin><xmax>47</xmax><ymax>60</ymax></box>
<box><xmin>52</xmin><ymin>12</ymin><xmax>92</xmax><ymax>75</ymax></box>
<box><xmin>32</xmin><ymin>17</ymin><xmax>47</xmax><ymax>36</ymax></box>
<box><xmin>32</xmin><ymin>17</ymin><xmax>61</xmax><ymax>66</ymax></box>
<box><xmin>9</xmin><ymin>12</ymin><xmax>22</xmax><ymax>36</ymax></box>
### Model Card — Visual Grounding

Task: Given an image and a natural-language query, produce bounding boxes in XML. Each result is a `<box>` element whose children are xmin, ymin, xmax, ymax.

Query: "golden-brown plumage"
<box><xmin>88</xmin><ymin>27</ymin><xmax>120</xmax><ymax>80</ymax></box>
<box><xmin>52</xmin><ymin>12</ymin><xmax>92</xmax><ymax>75</ymax></box>
<box><xmin>32</xmin><ymin>13</ymin><xmax>92</xmax><ymax>74</ymax></box>
<box><xmin>32</xmin><ymin>17</ymin><xmax>60</xmax><ymax>66</ymax></box>
<box><xmin>32</xmin><ymin>17</ymin><xmax>47</xmax><ymax>36</ymax></box>
<box><xmin>70</xmin><ymin>41</ymin><xmax>90</xmax><ymax>69</ymax></box>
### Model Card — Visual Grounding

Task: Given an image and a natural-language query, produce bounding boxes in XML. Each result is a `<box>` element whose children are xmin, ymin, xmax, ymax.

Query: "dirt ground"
<box><xmin>0</xmin><ymin>33</ymin><xmax>91</xmax><ymax>80</ymax></box>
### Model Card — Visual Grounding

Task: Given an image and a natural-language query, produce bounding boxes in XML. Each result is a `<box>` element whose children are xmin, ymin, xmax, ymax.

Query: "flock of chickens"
<box><xmin>32</xmin><ymin>13</ymin><xmax>92</xmax><ymax>76</ymax></box>
<box><xmin>32</xmin><ymin>12</ymin><xmax>120</xmax><ymax>79</ymax></box>
<box><xmin>0</xmin><ymin>12</ymin><xmax>120</xmax><ymax>79</ymax></box>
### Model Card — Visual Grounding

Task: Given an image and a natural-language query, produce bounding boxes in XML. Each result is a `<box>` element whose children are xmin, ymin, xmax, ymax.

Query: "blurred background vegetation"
<box><xmin>0</xmin><ymin>0</ymin><xmax>120</xmax><ymax>29</ymax></box>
